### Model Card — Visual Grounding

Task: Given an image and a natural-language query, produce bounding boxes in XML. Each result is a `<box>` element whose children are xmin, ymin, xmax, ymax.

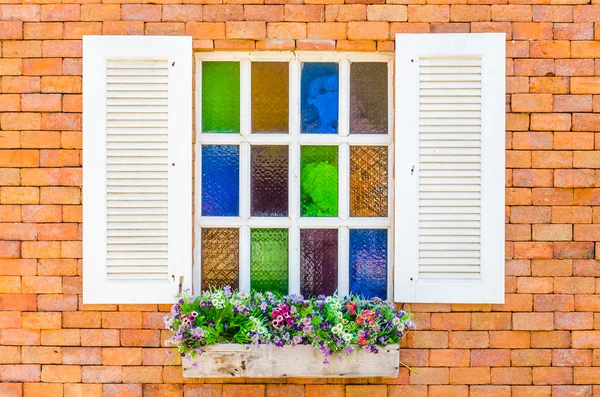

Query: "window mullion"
<box><xmin>289</xmin><ymin>58</ymin><xmax>301</xmax><ymax>295</ymax></box>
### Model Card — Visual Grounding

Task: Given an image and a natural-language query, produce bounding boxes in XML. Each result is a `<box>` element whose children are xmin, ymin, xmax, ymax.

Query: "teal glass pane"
<box><xmin>202</xmin><ymin>62</ymin><xmax>240</xmax><ymax>133</ymax></box>
<box><xmin>300</xmin><ymin>146</ymin><xmax>338</xmax><ymax>217</ymax></box>
<box><xmin>250</xmin><ymin>229</ymin><xmax>288</xmax><ymax>294</ymax></box>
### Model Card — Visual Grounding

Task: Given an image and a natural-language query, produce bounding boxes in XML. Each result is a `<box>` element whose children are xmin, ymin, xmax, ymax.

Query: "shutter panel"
<box><xmin>394</xmin><ymin>33</ymin><xmax>505</xmax><ymax>304</ymax></box>
<box><xmin>83</xmin><ymin>36</ymin><xmax>192</xmax><ymax>304</ymax></box>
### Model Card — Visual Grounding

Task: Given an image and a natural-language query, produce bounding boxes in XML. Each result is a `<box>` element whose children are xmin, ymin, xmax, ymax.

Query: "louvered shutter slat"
<box><xmin>83</xmin><ymin>36</ymin><xmax>192</xmax><ymax>304</ymax></box>
<box><xmin>394</xmin><ymin>33</ymin><xmax>505</xmax><ymax>304</ymax></box>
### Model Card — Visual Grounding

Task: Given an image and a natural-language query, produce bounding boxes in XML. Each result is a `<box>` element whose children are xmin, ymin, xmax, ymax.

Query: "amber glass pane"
<box><xmin>350</xmin><ymin>62</ymin><xmax>388</xmax><ymax>134</ymax></box>
<box><xmin>252</xmin><ymin>62</ymin><xmax>289</xmax><ymax>134</ymax></box>
<box><xmin>300</xmin><ymin>146</ymin><xmax>338</xmax><ymax>217</ymax></box>
<box><xmin>300</xmin><ymin>229</ymin><xmax>338</xmax><ymax>297</ymax></box>
<box><xmin>350</xmin><ymin>146</ymin><xmax>388</xmax><ymax>217</ymax></box>
<box><xmin>201</xmin><ymin>228</ymin><xmax>239</xmax><ymax>290</ymax></box>
<box><xmin>251</xmin><ymin>229</ymin><xmax>288</xmax><ymax>294</ymax></box>
<box><xmin>251</xmin><ymin>145</ymin><xmax>288</xmax><ymax>217</ymax></box>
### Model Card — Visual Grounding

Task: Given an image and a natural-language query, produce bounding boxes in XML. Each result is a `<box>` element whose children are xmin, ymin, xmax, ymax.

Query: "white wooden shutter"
<box><xmin>83</xmin><ymin>36</ymin><xmax>192</xmax><ymax>304</ymax></box>
<box><xmin>394</xmin><ymin>33</ymin><xmax>505</xmax><ymax>304</ymax></box>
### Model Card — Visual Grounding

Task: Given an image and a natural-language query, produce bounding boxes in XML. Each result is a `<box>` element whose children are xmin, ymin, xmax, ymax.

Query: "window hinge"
<box><xmin>178</xmin><ymin>276</ymin><xmax>184</xmax><ymax>295</ymax></box>
<box><xmin>411</xmin><ymin>166</ymin><xmax>415</xmax><ymax>176</ymax></box>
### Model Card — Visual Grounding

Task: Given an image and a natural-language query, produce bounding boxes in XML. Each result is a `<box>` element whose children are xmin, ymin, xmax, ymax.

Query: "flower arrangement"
<box><xmin>165</xmin><ymin>286</ymin><xmax>415</xmax><ymax>365</ymax></box>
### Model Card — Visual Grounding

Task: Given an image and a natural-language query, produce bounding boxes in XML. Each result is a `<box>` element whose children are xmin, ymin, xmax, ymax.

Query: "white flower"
<box><xmin>343</xmin><ymin>333</ymin><xmax>352</xmax><ymax>342</ymax></box>
<box><xmin>332</xmin><ymin>324</ymin><xmax>343</xmax><ymax>334</ymax></box>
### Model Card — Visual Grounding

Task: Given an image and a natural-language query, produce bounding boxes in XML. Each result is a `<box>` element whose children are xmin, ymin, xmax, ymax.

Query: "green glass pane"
<box><xmin>300</xmin><ymin>146</ymin><xmax>338</xmax><ymax>217</ymax></box>
<box><xmin>202</xmin><ymin>62</ymin><xmax>240</xmax><ymax>133</ymax></box>
<box><xmin>251</xmin><ymin>229</ymin><xmax>288</xmax><ymax>294</ymax></box>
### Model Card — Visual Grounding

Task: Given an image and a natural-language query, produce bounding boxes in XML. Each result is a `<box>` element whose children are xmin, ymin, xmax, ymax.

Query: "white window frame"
<box><xmin>193</xmin><ymin>51</ymin><xmax>395</xmax><ymax>299</ymax></box>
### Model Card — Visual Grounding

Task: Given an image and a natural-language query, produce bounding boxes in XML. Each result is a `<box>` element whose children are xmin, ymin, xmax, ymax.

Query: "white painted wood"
<box><xmin>182</xmin><ymin>343</ymin><xmax>399</xmax><ymax>378</ymax></box>
<box><xmin>195</xmin><ymin>52</ymin><xmax>394</xmax><ymax>298</ymax></box>
<box><xmin>83</xmin><ymin>36</ymin><xmax>192</xmax><ymax>304</ymax></box>
<box><xmin>394</xmin><ymin>33</ymin><xmax>505</xmax><ymax>304</ymax></box>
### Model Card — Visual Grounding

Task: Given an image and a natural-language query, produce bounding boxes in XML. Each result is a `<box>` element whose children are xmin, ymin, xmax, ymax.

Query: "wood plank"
<box><xmin>182</xmin><ymin>344</ymin><xmax>400</xmax><ymax>378</ymax></box>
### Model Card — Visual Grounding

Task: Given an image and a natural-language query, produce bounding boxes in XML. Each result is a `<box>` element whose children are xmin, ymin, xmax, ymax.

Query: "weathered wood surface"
<box><xmin>182</xmin><ymin>344</ymin><xmax>399</xmax><ymax>378</ymax></box>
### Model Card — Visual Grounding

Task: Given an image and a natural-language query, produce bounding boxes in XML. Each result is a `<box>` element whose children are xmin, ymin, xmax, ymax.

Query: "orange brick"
<box><xmin>40</xmin><ymin>4</ymin><xmax>79</xmax><ymax>21</ymax></box>
<box><xmin>556</xmin><ymin>59</ymin><xmax>594</xmax><ymax>76</ymax></box>
<box><xmin>203</xmin><ymin>5</ymin><xmax>243</xmax><ymax>21</ymax></box>
<box><xmin>23</xmin><ymin>312</ymin><xmax>61</xmax><ymax>330</ymax></box>
<box><xmin>121</xmin><ymin>330</ymin><xmax>161</xmax><ymax>347</ymax></box>
<box><xmin>529</xmin><ymin>41</ymin><xmax>570</xmax><ymax>59</ymax></box>
<box><xmin>532</xmin><ymin>367</ymin><xmax>573</xmax><ymax>385</ymax></box>
<box><xmin>513</xmin><ymin>22</ymin><xmax>553</xmax><ymax>40</ymax></box>
<box><xmin>63</xmin><ymin>22</ymin><xmax>102</xmax><ymax>39</ymax></box>
<box><xmin>38</xmin><ymin>294</ymin><xmax>78</xmax><ymax>311</ymax></box>
<box><xmin>449</xmin><ymin>367</ymin><xmax>490</xmax><ymax>385</ymax></box>
<box><xmin>21</xmin><ymin>241</ymin><xmax>61</xmax><ymax>259</ymax></box>
<box><xmin>531</xmin><ymin>259</ymin><xmax>572</xmax><ymax>276</ymax></box>
<box><xmin>512</xmin><ymin>94</ymin><xmax>553</xmax><ymax>113</ymax></box>
<box><xmin>81</xmin><ymin>4</ymin><xmax>120</xmax><ymax>21</ymax></box>
<box><xmin>0</xmin><ymin>241</ymin><xmax>21</xmax><ymax>259</ymax></box>
<box><xmin>489</xmin><ymin>331</ymin><xmax>530</xmax><ymax>349</ymax></box>
<box><xmin>0</xmin><ymin>205</ymin><xmax>21</xmax><ymax>222</ymax></box>
<box><xmin>62</xmin><ymin>312</ymin><xmax>101</xmax><ymax>329</ymax></box>
<box><xmin>267</xmin><ymin>22</ymin><xmax>307</xmax><ymax>39</ymax></box>
<box><xmin>0</xmin><ymin>94</ymin><xmax>20</xmax><ymax>112</ymax></box>
<box><xmin>1</xmin><ymin>187</ymin><xmax>39</xmax><ymax>204</ymax></box>
<box><xmin>41</xmin><ymin>329</ymin><xmax>80</xmax><ymax>346</ymax></box>
<box><xmin>554</xmin><ymin>23</ymin><xmax>593</xmax><ymax>40</ymax></box>
<box><xmin>285</xmin><ymin>5</ymin><xmax>323</xmax><ymax>22</ymax></box>
<box><xmin>326</xmin><ymin>5</ymin><xmax>366</xmax><ymax>21</ymax></box>
<box><xmin>347</xmin><ymin>21</ymin><xmax>388</xmax><ymax>39</ymax></box>
<box><xmin>408</xmin><ymin>367</ymin><xmax>449</xmax><ymax>385</ymax></box>
<box><xmin>532</xmin><ymin>224</ymin><xmax>572</xmax><ymax>241</ymax></box>
<box><xmin>367</xmin><ymin>5</ymin><xmax>407</xmax><ymax>21</ymax></box>
<box><xmin>102</xmin><ymin>21</ymin><xmax>144</xmax><ymax>35</ymax></box>
<box><xmin>449</xmin><ymin>331</ymin><xmax>489</xmax><ymax>349</ymax></box>
<box><xmin>336</xmin><ymin>40</ymin><xmax>376</xmax><ymax>51</ymax></box>
<box><xmin>572</xmin><ymin>41</ymin><xmax>600</xmax><ymax>58</ymax></box>
<box><xmin>431</xmin><ymin>313</ymin><xmax>470</xmax><ymax>331</ymax></box>
<box><xmin>225</xmin><ymin>21</ymin><xmax>266</xmax><ymax>39</ymax></box>
<box><xmin>532</xmin><ymin>151</ymin><xmax>572</xmax><ymax>168</ymax></box>
<box><xmin>471</xmin><ymin>313</ymin><xmax>512</xmax><ymax>330</ymax></box>
<box><xmin>516</xmin><ymin>277</ymin><xmax>554</xmax><ymax>293</ymax></box>
<box><xmin>2</xmin><ymin>76</ymin><xmax>41</xmax><ymax>93</ymax></box>
<box><xmin>64</xmin><ymin>384</ymin><xmax>102</xmax><ymax>397</ymax></box>
<box><xmin>574</xmin><ymin>368</ymin><xmax>600</xmax><ymax>384</ymax></box>
<box><xmin>40</xmin><ymin>187</ymin><xmax>80</xmax><ymax>205</ymax></box>
<box><xmin>513</xmin><ymin>169</ymin><xmax>553</xmax><ymax>187</ymax></box>
<box><xmin>492</xmin><ymin>5</ymin><xmax>532</xmax><ymax>21</ymax></box>
<box><xmin>102</xmin><ymin>384</ymin><xmax>142</xmax><ymax>397</ymax></box>
<box><xmin>41</xmin><ymin>365</ymin><xmax>81</xmax><ymax>383</ymax></box>
<box><xmin>0</xmin><ymin>59</ymin><xmax>22</xmax><ymax>76</ymax></box>
<box><xmin>532</xmin><ymin>188</ymin><xmax>574</xmax><ymax>205</ymax></box>
<box><xmin>471</xmin><ymin>349</ymin><xmax>510</xmax><ymax>367</ymax></box>
<box><xmin>450</xmin><ymin>5</ymin><xmax>490</xmax><ymax>22</ymax></box>
<box><xmin>102</xmin><ymin>348</ymin><xmax>142</xmax><ymax>366</ymax></box>
<box><xmin>513</xmin><ymin>59</ymin><xmax>554</xmax><ymax>77</ymax></box>
<box><xmin>22</xmin><ymin>59</ymin><xmax>62</xmax><ymax>76</ymax></box>
<box><xmin>185</xmin><ymin>22</ymin><xmax>226</xmax><ymax>39</ymax></box>
<box><xmin>16</xmin><ymin>385</ymin><xmax>54</xmax><ymax>397</ymax></box>
<box><xmin>534</xmin><ymin>294</ymin><xmax>574</xmax><ymax>311</ymax></box>
<box><xmin>554</xmin><ymin>241</ymin><xmax>595</xmax><ymax>259</ymax></box>
<box><xmin>23</xmin><ymin>22</ymin><xmax>62</xmax><ymax>39</ymax></box>
<box><xmin>429</xmin><ymin>349</ymin><xmax>470</xmax><ymax>367</ymax></box>
<box><xmin>0</xmin><ymin>276</ymin><xmax>20</xmax><ymax>294</ymax></box>
<box><xmin>122</xmin><ymin>366</ymin><xmax>162</xmax><ymax>384</ymax></box>
<box><xmin>163</xmin><ymin>5</ymin><xmax>203</xmax><ymax>21</ymax></box>
<box><xmin>120</xmin><ymin>4</ymin><xmax>161</xmax><ymax>21</ymax></box>
<box><xmin>42</xmin><ymin>40</ymin><xmax>82</xmax><ymax>58</ymax></box>
<box><xmin>490</xmin><ymin>367</ymin><xmax>532</xmax><ymax>385</ymax></box>
<box><xmin>408</xmin><ymin>5</ymin><xmax>449</xmax><ymax>22</ymax></box>
<box><xmin>0</xmin><ymin>5</ymin><xmax>41</xmax><ymax>21</ymax></box>
<box><xmin>533</xmin><ymin>5</ymin><xmax>571</xmax><ymax>22</ymax></box>
<box><xmin>553</xmin><ymin>349</ymin><xmax>592</xmax><ymax>367</ymax></box>
<box><xmin>0</xmin><ymin>21</ymin><xmax>23</xmax><ymax>39</ymax></box>
<box><xmin>22</xmin><ymin>346</ymin><xmax>61</xmax><ymax>364</ymax></box>
<box><xmin>81</xmin><ymin>366</ymin><xmax>123</xmax><ymax>383</ymax></box>
<box><xmin>307</xmin><ymin>22</ymin><xmax>347</xmax><ymax>39</ymax></box>
<box><xmin>1</xmin><ymin>113</ymin><xmax>41</xmax><ymax>131</ymax></box>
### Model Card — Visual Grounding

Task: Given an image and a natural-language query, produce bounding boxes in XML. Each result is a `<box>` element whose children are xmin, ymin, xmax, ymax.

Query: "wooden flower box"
<box><xmin>182</xmin><ymin>343</ymin><xmax>400</xmax><ymax>378</ymax></box>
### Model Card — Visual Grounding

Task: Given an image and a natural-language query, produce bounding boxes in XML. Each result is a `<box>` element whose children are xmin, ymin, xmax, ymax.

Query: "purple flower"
<box><xmin>224</xmin><ymin>285</ymin><xmax>232</xmax><ymax>297</ymax></box>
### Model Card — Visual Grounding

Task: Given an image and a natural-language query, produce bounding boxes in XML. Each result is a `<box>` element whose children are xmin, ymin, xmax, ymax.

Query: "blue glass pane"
<box><xmin>349</xmin><ymin>229</ymin><xmax>387</xmax><ymax>299</ymax></box>
<box><xmin>301</xmin><ymin>63</ymin><xmax>339</xmax><ymax>134</ymax></box>
<box><xmin>201</xmin><ymin>145</ymin><xmax>239</xmax><ymax>216</ymax></box>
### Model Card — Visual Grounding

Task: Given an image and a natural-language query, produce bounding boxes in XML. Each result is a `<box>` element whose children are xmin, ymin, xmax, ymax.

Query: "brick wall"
<box><xmin>0</xmin><ymin>1</ymin><xmax>600</xmax><ymax>396</ymax></box>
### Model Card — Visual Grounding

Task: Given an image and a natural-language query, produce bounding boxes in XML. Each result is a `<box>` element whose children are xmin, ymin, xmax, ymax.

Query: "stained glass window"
<box><xmin>197</xmin><ymin>53</ymin><xmax>392</xmax><ymax>298</ymax></box>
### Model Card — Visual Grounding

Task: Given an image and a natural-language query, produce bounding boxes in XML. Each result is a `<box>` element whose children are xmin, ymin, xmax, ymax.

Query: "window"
<box><xmin>82</xmin><ymin>34</ymin><xmax>505</xmax><ymax>305</ymax></box>
<box><xmin>194</xmin><ymin>52</ymin><xmax>394</xmax><ymax>299</ymax></box>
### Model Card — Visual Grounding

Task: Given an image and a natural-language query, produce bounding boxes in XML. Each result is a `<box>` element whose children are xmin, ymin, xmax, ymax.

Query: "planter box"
<box><xmin>182</xmin><ymin>343</ymin><xmax>399</xmax><ymax>378</ymax></box>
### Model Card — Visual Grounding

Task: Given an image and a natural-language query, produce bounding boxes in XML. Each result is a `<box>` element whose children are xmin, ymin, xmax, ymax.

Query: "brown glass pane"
<box><xmin>252</xmin><ymin>62</ymin><xmax>289</xmax><ymax>134</ymax></box>
<box><xmin>201</xmin><ymin>228</ymin><xmax>239</xmax><ymax>290</ymax></box>
<box><xmin>251</xmin><ymin>145</ymin><xmax>288</xmax><ymax>217</ymax></box>
<box><xmin>300</xmin><ymin>229</ymin><xmax>338</xmax><ymax>297</ymax></box>
<box><xmin>350</xmin><ymin>62</ymin><xmax>388</xmax><ymax>134</ymax></box>
<box><xmin>350</xmin><ymin>146</ymin><xmax>388</xmax><ymax>217</ymax></box>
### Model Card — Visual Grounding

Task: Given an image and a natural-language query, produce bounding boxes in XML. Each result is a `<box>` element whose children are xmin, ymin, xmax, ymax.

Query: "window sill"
<box><xmin>182</xmin><ymin>343</ymin><xmax>399</xmax><ymax>378</ymax></box>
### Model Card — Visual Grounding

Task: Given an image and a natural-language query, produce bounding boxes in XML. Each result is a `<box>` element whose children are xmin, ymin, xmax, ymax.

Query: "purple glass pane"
<box><xmin>251</xmin><ymin>145</ymin><xmax>288</xmax><ymax>217</ymax></box>
<box><xmin>300</xmin><ymin>229</ymin><xmax>338</xmax><ymax>297</ymax></box>
<box><xmin>350</xmin><ymin>62</ymin><xmax>388</xmax><ymax>134</ymax></box>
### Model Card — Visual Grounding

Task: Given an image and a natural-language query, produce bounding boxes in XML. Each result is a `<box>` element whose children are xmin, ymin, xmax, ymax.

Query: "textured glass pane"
<box><xmin>350</xmin><ymin>146</ymin><xmax>388</xmax><ymax>217</ymax></box>
<box><xmin>350</xmin><ymin>62</ymin><xmax>388</xmax><ymax>134</ymax></box>
<box><xmin>201</xmin><ymin>145</ymin><xmax>239</xmax><ymax>216</ymax></box>
<box><xmin>251</xmin><ymin>145</ymin><xmax>288</xmax><ymax>217</ymax></box>
<box><xmin>202</xmin><ymin>62</ymin><xmax>240</xmax><ymax>133</ymax></box>
<box><xmin>201</xmin><ymin>228</ymin><xmax>239</xmax><ymax>290</ymax></box>
<box><xmin>252</xmin><ymin>62</ymin><xmax>289</xmax><ymax>134</ymax></box>
<box><xmin>350</xmin><ymin>229</ymin><xmax>387</xmax><ymax>299</ymax></box>
<box><xmin>300</xmin><ymin>146</ymin><xmax>338</xmax><ymax>217</ymax></box>
<box><xmin>251</xmin><ymin>229</ymin><xmax>288</xmax><ymax>294</ymax></box>
<box><xmin>301</xmin><ymin>63</ymin><xmax>339</xmax><ymax>134</ymax></box>
<box><xmin>300</xmin><ymin>229</ymin><xmax>338</xmax><ymax>297</ymax></box>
